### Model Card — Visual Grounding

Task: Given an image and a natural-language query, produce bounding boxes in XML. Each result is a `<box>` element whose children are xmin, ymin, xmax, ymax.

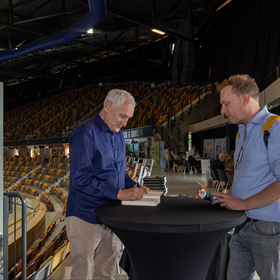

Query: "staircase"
<box><xmin>156</xmin><ymin>125</ymin><xmax>186</xmax><ymax>155</ymax></box>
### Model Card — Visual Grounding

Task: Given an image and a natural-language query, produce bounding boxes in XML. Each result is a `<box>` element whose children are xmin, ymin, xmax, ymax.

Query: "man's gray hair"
<box><xmin>104</xmin><ymin>89</ymin><xmax>136</xmax><ymax>108</ymax></box>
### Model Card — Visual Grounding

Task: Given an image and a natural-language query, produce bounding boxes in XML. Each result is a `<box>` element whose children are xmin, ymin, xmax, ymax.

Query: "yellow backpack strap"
<box><xmin>262</xmin><ymin>115</ymin><xmax>280</xmax><ymax>147</ymax></box>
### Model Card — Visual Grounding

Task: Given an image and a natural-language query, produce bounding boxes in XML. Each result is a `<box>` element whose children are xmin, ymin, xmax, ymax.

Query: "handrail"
<box><xmin>7</xmin><ymin>192</ymin><xmax>40</xmax><ymax>228</ymax></box>
<box><xmin>4</xmin><ymin>192</ymin><xmax>27</xmax><ymax>280</ymax></box>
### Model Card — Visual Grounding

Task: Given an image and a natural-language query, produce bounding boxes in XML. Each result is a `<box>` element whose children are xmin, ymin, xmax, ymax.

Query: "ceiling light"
<box><xmin>87</xmin><ymin>28</ymin><xmax>93</xmax><ymax>34</ymax></box>
<box><xmin>151</xmin><ymin>29</ymin><xmax>165</xmax><ymax>35</ymax></box>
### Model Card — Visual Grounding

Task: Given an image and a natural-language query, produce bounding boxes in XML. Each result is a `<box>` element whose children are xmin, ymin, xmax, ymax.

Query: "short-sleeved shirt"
<box><xmin>232</xmin><ymin>107</ymin><xmax>280</xmax><ymax>222</ymax></box>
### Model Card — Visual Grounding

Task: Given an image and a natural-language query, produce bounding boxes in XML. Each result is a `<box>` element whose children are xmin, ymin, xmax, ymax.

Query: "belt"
<box><xmin>246</xmin><ymin>217</ymin><xmax>260</xmax><ymax>223</ymax></box>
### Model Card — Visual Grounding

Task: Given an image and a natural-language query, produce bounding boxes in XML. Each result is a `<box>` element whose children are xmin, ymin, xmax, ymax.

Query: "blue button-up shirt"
<box><xmin>233</xmin><ymin>107</ymin><xmax>280</xmax><ymax>222</ymax></box>
<box><xmin>66</xmin><ymin>113</ymin><xmax>136</xmax><ymax>224</ymax></box>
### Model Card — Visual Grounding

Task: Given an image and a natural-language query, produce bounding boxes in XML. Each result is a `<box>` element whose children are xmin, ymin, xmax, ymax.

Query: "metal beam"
<box><xmin>0</xmin><ymin>20</ymin><xmax>44</xmax><ymax>36</ymax></box>
<box><xmin>0</xmin><ymin>67</ymin><xmax>75</xmax><ymax>81</ymax></box>
<box><xmin>154</xmin><ymin>0</ymin><xmax>183</xmax><ymax>26</ymax></box>
<box><xmin>193</xmin><ymin>8</ymin><xmax>215</xmax><ymax>38</ymax></box>
<box><xmin>75</xmin><ymin>39</ymin><xmax>163</xmax><ymax>64</ymax></box>
<box><xmin>11</xmin><ymin>9</ymin><xmax>87</xmax><ymax>26</ymax></box>
<box><xmin>107</xmin><ymin>9</ymin><xmax>194</xmax><ymax>43</ymax></box>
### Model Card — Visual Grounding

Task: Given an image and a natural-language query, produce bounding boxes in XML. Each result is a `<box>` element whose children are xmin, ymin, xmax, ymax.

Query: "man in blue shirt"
<box><xmin>66</xmin><ymin>89</ymin><xmax>149</xmax><ymax>280</ymax></box>
<box><xmin>213</xmin><ymin>75</ymin><xmax>280</xmax><ymax>280</ymax></box>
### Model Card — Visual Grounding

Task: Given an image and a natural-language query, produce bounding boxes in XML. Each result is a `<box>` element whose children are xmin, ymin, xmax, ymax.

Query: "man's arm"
<box><xmin>212</xmin><ymin>181</ymin><xmax>280</xmax><ymax>210</ymax></box>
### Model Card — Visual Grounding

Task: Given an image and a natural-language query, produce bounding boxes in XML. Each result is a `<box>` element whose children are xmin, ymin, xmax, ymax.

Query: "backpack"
<box><xmin>262</xmin><ymin>115</ymin><xmax>280</xmax><ymax>147</ymax></box>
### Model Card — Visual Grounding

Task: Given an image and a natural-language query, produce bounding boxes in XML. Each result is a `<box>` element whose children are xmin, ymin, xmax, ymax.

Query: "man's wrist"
<box><xmin>117</xmin><ymin>189</ymin><xmax>123</xmax><ymax>200</ymax></box>
<box><xmin>243</xmin><ymin>198</ymin><xmax>249</xmax><ymax>210</ymax></box>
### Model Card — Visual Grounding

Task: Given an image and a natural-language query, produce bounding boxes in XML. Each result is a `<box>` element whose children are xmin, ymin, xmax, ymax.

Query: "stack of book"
<box><xmin>143</xmin><ymin>176</ymin><xmax>167</xmax><ymax>194</ymax></box>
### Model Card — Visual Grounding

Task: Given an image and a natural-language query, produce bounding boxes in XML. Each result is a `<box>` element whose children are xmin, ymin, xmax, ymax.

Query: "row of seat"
<box><xmin>20</xmin><ymin>179</ymin><xmax>49</xmax><ymax>190</ymax></box>
<box><xmin>29</xmin><ymin>173</ymin><xmax>58</xmax><ymax>183</ymax></box>
<box><xmin>41</xmin><ymin>162</ymin><xmax>70</xmax><ymax>169</ymax></box>
<box><xmin>34</xmin><ymin>167</ymin><xmax>67</xmax><ymax>176</ymax></box>
<box><xmin>12</xmin><ymin>227</ymin><xmax>70</xmax><ymax>280</ymax></box>
<box><xmin>8</xmin><ymin>220</ymin><xmax>57</xmax><ymax>280</ymax></box>
<box><xmin>60</xmin><ymin>179</ymin><xmax>69</xmax><ymax>189</ymax></box>
<box><xmin>12</xmin><ymin>185</ymin><xmax>40</xmax><ymax>197</ymax></box>
<box><xmin>4</xmin><ymin>176</ymin><xmax>19</xmax><ymax>183</ymax></box>
<box><xmin>4</xmin><ymin>156</ymin><xmax>46</xmax><ymax>163</ymax></box>
<box><xmin>128</xmin><ymin>83</ymin><xmax>215</xmax><ymax>128</ymax></box>
<box><xmin>50</xmin><ymin>186</ymin><xmax>68</xmax><ymax>204</ymax></box>
<box><xmin>4</xmin><ymin>81</ymin><xmax>151</xmax><ymax>140</ymax></box>
<box><xmin>40</xmin><ymin>192</ymin><xmax>54</xmax><ymax>211</ymax></box>
<box><xmin>4</xmin><ymin>166</ymin><xmax>31</xmax><ymax>172</ymax></box>
<box><xmin>4</xmin><ymin>182</ymin><xmax>11</xmax><ymax>189</ymax></box>
<box><xmin>4</xmin><ymin>171</ymin><xmax>27</xmax><ymax>177</ymax></box>
<box><xmin>48</xmin><ymin>157</ymin><xmax>70</xmax><ymax>163</ymax></box>
<box><xmin>4</xmin><ymin>161</ymin><xmax>40</xmax><ymax>167</ymax></box>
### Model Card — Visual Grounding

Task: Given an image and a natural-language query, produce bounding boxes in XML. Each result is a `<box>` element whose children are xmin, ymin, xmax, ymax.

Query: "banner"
<box><xmin>203</xmin><ymin>139</ymin><xmax>214</xmax><ymax>160</ymax></box>
<box><xmin>214</xmin><ymin>138</ymin><xmax>227</xmax><ymax>159</ymax></box>
<box><xmin>134</xmin><ymin>143</ymin><xmax>139</xmax><ymax>158</ymax></box>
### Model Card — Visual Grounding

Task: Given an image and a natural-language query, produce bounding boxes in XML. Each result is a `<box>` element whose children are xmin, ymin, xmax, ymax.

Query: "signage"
<box><xmin>123</xmin><ymin>126</ymin><xmax>153</xmax><ymax>139</ymax></box>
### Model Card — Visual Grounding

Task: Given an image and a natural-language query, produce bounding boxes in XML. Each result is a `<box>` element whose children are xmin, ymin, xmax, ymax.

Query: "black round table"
<box><xmin>95</xmin><ymin>196</ymin><xmax>246</xmax><ymax>280</ymax></box>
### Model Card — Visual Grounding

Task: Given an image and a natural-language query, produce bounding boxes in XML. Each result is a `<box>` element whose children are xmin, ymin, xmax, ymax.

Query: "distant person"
<box><xmin>225</xmin><ymin>153</ymin><xmax>234</xmax><ymax>175</ymax></box>
<box><xmin>188</xmin><ymin>145</ymin><xmax>200</xmax><ymax>173</ymax></box>
<box><xmin>210</xmin><ymin>153</ymin><xmax>226</xmax><ymax>180</ymax></box>
<box><xmin>66</xmin><ymin>89</ymin><xmax>150</xmax><ymax>280</ymax></box>
<box><xmin>164</xmin><ymin>146</ymin><xmax>171</xmax><ymax>171</ymax></box>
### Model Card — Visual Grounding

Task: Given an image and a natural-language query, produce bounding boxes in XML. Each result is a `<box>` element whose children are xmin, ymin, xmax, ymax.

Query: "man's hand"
<box><xmin>137</xmin><ymin>183</ymin><xmax>150</xmax><ymax>194</ymax></box>
<box><xmin>117</xmin><ymin>186</ymin><xmax>145</xmax><ymax>201</ymax></box>
<box><xmin>212</xmin><ymin>192</ymin><xmax>247</xmax><ymax>210</ymax></box>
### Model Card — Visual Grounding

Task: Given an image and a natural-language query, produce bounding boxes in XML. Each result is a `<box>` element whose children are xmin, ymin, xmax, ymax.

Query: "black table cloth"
<box><xmin>95</xmin><ymin>196</ymin><xmax>246</xmax><ymax>280</ymax></box>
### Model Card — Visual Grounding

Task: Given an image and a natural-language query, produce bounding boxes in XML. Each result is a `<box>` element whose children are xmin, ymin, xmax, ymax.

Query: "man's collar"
<box><xmin>249</xmin><ymin>107</ymin><xmax>270</xmax><ymax>125</ymax></box>
<box><xmin>94</xmin><ymin>112</ymin><xmax>119</xmax><ymax>134</ymax></box>
<box><xmin>94</xmin><ymin>112</ymin><xmax>110</xmax><ymax>132</ymax></box>
<box><xmin>238</xmin><ymin>107</ymin><xmax>269</xmax><ymax>128</ymax></box>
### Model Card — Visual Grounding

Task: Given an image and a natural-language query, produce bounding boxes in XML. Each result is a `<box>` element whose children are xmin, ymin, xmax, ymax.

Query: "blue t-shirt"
<box><xmin>232</xmin><ymin>107</ymin><xmax>280</xmax><ymax>222</ymax></box>
<box><xmin>66</xmin><ymin>113</ymin><xmax>136</xmax><ymax>224</ymax></box>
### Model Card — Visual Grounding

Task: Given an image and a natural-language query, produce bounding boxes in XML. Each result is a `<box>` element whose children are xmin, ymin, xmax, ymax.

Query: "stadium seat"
<box><xmin>33</xmin><ymin>249</ymin><xmax>46</xmax><ymax>271</ymax></box>
<box><xmin>50</xmin><ymin>244</ymin><xmax>67</xmax><ymax>273</ymax></box>
<box><xmin>44</xmin><ymin>242</ymin><xmax>55</xmax><ymax>261</ymax></box>
<box><xmin>34</xmin><ymin>256</ymin><xmax>53</xmax><ymax>280</ymax></box>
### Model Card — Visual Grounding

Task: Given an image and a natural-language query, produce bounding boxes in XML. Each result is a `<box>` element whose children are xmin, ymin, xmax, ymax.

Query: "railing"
<box><xmin>8</xmin><ymin>193</ymin><xmax>40</xmax><ymax>230</ymax></box>
<box><xmin>3</xmin><ymin>192</ymin><xmax>27</xmax><ymax>280</ymax></box>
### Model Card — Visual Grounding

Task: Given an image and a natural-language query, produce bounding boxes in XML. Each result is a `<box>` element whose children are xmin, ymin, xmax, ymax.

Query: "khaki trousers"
<box><xmin>66</xmin><ymin>216</ymin><xmax>121</xmax><ymax>280</ymax></box>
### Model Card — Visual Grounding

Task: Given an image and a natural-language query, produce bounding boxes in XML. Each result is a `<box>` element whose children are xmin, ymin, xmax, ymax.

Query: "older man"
<box><xmin>212</xmin><ymin>75</ymin><xmax>280</xmax><ymax>280</ymax></box>
<box><xmin>66</xmin><ymin>89</ymin><xmax>149</xmax><ymax>280</ymax></box>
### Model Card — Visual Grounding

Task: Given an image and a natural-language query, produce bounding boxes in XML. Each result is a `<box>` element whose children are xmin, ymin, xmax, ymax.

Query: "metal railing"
<box><xmin>8</xmin><ymin>193</ymin><xmax>40</xmax><ymax>231</ymax></box>
<box><xmin>3</xmin><ymin>192</ymin><xmax>27</xmax><ymax>280</ymax></box>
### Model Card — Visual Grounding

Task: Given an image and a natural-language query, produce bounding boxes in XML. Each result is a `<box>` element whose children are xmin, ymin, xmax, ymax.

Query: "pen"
<box><xmin>137</xmin><ymin>182</ymin><xmax>140</xmax><ymax>188</ymax></box>
<box><xmin>197</xmin><ymin>181</ymin><xmax>206</xmax><ymax>190</ymax></box>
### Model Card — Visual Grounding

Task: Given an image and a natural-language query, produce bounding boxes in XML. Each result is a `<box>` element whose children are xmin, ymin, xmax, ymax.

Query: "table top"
<box><xmin>95</xmin><ymin>196</ymin><xmax>246</xmax><ymax>233</ymax></box>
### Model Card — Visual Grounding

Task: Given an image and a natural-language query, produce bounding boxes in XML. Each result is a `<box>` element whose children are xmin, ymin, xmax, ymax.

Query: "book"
<box><xmin>121</xmin><ymin>191</ymin><xmax>163</xmax><ymax>206</ymax></box>
<box><xmin>144</xmin><ymin>176</ymin><xmax>166</xmax><ymax>181</ymax></box>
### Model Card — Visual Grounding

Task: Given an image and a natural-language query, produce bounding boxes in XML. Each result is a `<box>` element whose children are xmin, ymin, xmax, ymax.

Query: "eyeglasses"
<box><xmin>235</xmin><ymin>146</ymin><xmax>243</xmax><ymax>170</ymax></box>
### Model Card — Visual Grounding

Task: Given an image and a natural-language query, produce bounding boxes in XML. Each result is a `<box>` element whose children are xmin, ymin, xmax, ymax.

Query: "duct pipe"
<box><xmin>0</xmin><ymin>0</ymin><xmax>106</xmax><ymax>62</ymax></box>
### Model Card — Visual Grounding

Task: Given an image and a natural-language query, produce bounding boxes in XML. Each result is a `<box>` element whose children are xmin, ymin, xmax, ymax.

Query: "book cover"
<box><xmin>121</xmin><ymin>191</ymin><xmax>163</xmax><ymax>206</ymax></box>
